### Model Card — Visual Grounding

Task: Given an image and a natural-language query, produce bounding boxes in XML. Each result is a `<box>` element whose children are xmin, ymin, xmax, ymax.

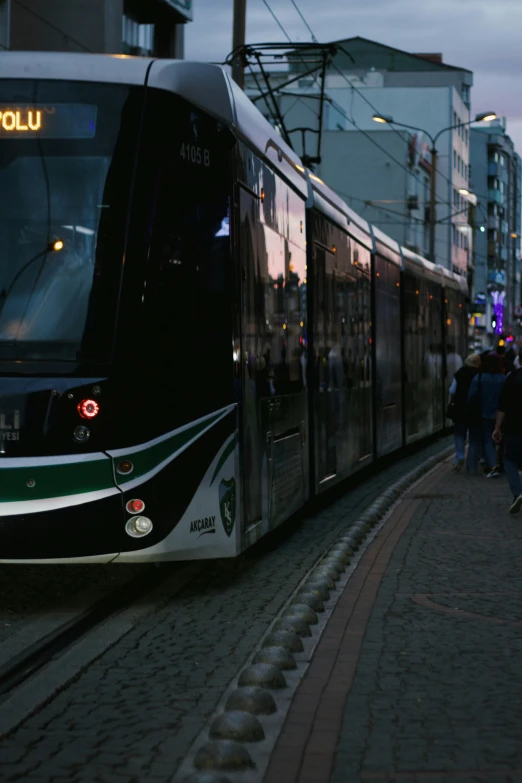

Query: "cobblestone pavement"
<box><xmin>0</xmin><ymin>437</ymin><xmax>450</xmax><ymax>782</ymax></box>
<box><xmin>267</xmin><ymin>460</ymin><xmax>522</xmax><ymax>783</ymax></box>
<box><xmin>0</xmin><ymin>565</ymin><xmax>147</xmax><ymax>644</ymax></box>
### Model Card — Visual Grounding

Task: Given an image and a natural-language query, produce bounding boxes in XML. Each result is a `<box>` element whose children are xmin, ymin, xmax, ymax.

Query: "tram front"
<box><xmin>0</xmin><ymin>62</ymin><xmax>238</xmax><ymax>562</ymax></box>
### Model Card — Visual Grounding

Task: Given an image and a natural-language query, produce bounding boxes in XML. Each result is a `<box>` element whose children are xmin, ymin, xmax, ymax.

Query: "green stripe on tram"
<box><xmin>0</xmin><ymin>408</ymin><xmax>232</xmax><ymax>504</ymax></box>
<box><xmin>112</xmin><ymin>411</ymin><xmax>226</xmax><ymax>486</ymax></box>
<box><xmin>210</xmin><ymin>433</ymin><xmax>238</xmax><ymax>486</ymax></box>
<box><xmin>0</xmin><ymin>458</ymin><xmax>113</xmax><ymax>503</ymax></box>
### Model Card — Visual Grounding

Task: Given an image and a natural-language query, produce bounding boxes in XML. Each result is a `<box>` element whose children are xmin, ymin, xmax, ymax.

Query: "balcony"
<box><xmin>488</xmin><ymin>189</ymin><xmax>504</xmax><ymax>205</ymax></box>
<box><xmin>488</xmin><ymin>215</ymin><xmax>499</xmax><ymax>229</ymax></box>
<box><xmin>488</xmin><ymin>162</ymin><xmax>498</xmax><ymax>176</ymax></box>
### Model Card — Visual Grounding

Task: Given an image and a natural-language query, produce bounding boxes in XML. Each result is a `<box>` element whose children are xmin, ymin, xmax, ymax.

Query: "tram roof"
<box><xmin>306</xmin><ymin>171</ymin><xmax>373</xmax><ymax>250</ymax></box>
<box><xmin>402</xmin><ymin>245</ymin><xmax>468</xmax><ymax>294</ymax></box>
<box><xmin>0</xmin><ymin>52</ymin><xmax>307</xmax><ymax>198</ymax></box>
<box><xmin>371</xmin><ymin>225</ymin><xmax>402</xmax><ymax>266</ymax></box>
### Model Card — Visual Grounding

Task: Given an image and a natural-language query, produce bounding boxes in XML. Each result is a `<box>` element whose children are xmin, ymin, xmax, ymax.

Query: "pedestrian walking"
<box><xmin>496</xmin><ymin>348</ymin><xmax>515</xmax><ymax>474</ymax></box>
<box><xmin>447</xmin><ymin>353</ymin><xmax>481</xmax><ymax>471</ymax></box>
<box><xmin>492</xmin><ymin>366</ymin><xmax>522</xmax><ymax>513</ymax></box>
<box><xmin>467</xmin><ymin>352</ymin><xmax>505</xmax><ymax>476</ymax></box>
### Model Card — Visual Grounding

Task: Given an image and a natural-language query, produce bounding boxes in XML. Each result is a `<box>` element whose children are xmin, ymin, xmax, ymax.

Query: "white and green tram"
<box><xmin>0</xmin><ymin>53</ymin><xmax>467</xmax><ymax>562</ymax></box>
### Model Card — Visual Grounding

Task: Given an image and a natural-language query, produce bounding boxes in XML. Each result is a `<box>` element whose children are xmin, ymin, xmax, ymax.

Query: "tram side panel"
<box><xmin>235</xmin><ymin>144</ymin><xmax>309</xmax><ymax>551</ymax></box>
<box><xmin>372</xmin><ymin>252</ymin><xmax>403</xmax><ymax>457</ymax></box>
<box><xmin>112</xmin><ymin>88</ymin><xmax>241</xmax><ymax>562</ymax></box>
<box><xmin>308</xmin><ymin>210</ymin><xmax>373</xmax><ymax>494</ymax></box>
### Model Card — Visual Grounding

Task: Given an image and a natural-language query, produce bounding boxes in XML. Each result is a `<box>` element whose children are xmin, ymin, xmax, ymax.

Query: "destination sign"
<box><xmin>0</xmin><ymin>104</ymin><xmax>97</xmax><ymax>139</ymax></box>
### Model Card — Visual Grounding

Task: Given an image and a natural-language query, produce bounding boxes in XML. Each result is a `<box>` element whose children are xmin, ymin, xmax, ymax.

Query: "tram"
<box><xmin>0</xmin><ymin>54</ymin><xmax>467</xmax><ymax>563</ymax></box>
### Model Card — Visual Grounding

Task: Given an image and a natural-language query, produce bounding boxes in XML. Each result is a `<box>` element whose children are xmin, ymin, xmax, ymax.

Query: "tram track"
<box><xmin>0</xmin><ymin>565</ymin><xmax>166</xmax><ymax>699</ymax></box>
<box><xmin>0</xmin><ymin>436</ymin><xmax>452</xmax><ymax>740</ymax></box>
<box><xmin>0</xmin><ymin>560</ymin><xmax>204</xmax><ymax>736</ymax></box>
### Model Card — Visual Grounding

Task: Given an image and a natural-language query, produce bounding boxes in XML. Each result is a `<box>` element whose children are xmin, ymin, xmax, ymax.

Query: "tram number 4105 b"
<box><xmin>180</xmin><ymin>143</ymin><xmax>210</xmax><ymax>167</ymax></box>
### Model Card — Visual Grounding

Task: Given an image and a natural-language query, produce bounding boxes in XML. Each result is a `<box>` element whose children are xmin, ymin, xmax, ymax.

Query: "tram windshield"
<box><xmin>0</xmin><ymin>80</ymin><xmax>141</xmax><ymax>362</ymax></box>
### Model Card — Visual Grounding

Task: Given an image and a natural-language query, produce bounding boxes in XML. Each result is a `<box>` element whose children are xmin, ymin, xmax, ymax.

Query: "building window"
<box><xmin>500</xmin><ymin>154</ymin><xmax>505</xmax><ymax>166</ymax></box>
<box><xmin>453</xmin><ymin>150</ymin><xmax>457</xmax><ymax>168</ymax></box>
<box><xmin>122</xmin><ymin>13</ymin><xmax>155</xmax><ymax>55</ymax></box>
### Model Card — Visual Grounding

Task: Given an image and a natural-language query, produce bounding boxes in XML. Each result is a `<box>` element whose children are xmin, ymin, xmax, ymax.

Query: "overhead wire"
<box><xmin>261</xmin><ymin>0</ymin><xmax>292</xmax><ymax>42</ymax></box>
<box><xmin>255</xmin><ymin>2</ymin><xmax>433</xmax><ymax>191</ymax></box>
<box><xmin>259</xmin><ymin>0</ymin><xmax>331</xmax><ymax>163</ymax></box>
<box><xmin>258</xmin><ymin>1</ymin><xmax>484</xmax><ymax>265</ymax></box>
<box><xmin>272</xmin><ymin>2</ymin><xmax>484</xmax><ymax>257</ymax></box>
<box><xmin>289</xmin><ymin>0</ymin><xmax>318</xmax><ymax>42</ymax></box>
<box><xmin>334</xmin><ymin>187</ymin><xmax>481</xmax><ymax>260</ymax></box>
<box><xmin>282</xmin><ymin>1</ymin><xmax>479</xmax><ymax>212</ymax></box>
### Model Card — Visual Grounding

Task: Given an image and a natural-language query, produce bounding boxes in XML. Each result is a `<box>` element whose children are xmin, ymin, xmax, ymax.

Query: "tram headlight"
<box><xmin>125</xmin><ymin>516</ymin><xmax>153</xmax><ymax>538</ymax></box>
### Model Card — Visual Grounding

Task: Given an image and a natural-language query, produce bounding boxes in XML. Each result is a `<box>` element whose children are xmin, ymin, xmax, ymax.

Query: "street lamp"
<box><xmin>372</xmin><ymin>111</ymin><xmax>497</xmax><ymax>264</ymax></box>
<box><xmin>458</xmin><ymin>187</ymin><xmax>478</xmax><ymax>206</ymax></box>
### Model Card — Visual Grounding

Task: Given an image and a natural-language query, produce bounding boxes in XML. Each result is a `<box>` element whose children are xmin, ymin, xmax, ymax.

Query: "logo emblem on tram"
<box><xmin>219</xmin><ymin>478</ymin><xmax>236</xmax><ymax>537</ymax></box>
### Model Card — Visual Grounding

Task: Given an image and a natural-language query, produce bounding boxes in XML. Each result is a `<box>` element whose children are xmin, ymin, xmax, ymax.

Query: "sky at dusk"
<box><xmin>185</xmin><ymin>0</ymin><xmax>522</xmax><ymax>154</ymax></box>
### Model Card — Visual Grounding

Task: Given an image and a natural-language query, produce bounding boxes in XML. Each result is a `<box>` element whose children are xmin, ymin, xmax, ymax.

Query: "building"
<box><xmin>314</xmin><ymin>128</ymin><xmax>431</xmax><ymax>255</ymax></box>
<box><xmin>0</xmin><ymin>0</ymin><xmax>192</xmax><ymax>58</ymax></box>
<box><xmin>245</xmin><ymin>37</ymin><xmax>474</xmax><ymax>276</ymax></box>
<box><xmin>470</xmin><ymin>119</ymin><xmax>522</xmax><ymax>344</ymax></box>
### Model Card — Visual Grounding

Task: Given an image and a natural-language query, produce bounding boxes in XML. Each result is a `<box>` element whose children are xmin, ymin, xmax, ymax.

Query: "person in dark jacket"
<box><xmin>467</xmin><ymin>352</ymin><xmax>506</xmax><ymax>475</ymax></box>
<box><xmin>448</xmin><ymin>353</ymin><xmax>481</xmax><ymax>470</ymax></box>
<box><xmin>493</xmin><ymin>366</ymin><xmax>522</xmax><ymax>513</ymax></box>
<box><xmin>504</xmin><ymin>347</ymin><xmax>516</xmax><ymax>375</ymax></box>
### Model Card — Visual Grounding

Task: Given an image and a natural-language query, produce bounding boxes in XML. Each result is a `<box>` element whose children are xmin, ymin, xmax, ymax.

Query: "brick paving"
<box><xmin>266</xmin><ymin>462</ymin><xmax>522</xmax><ymax>783</ymax></box>
<box><xmin>0</xmin><ymin>438</ymin><xmax>451</xmax><ymax>783</ymax></box>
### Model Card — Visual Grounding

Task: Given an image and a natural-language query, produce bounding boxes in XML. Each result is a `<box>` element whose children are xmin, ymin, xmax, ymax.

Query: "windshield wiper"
<box><xmin>0</xmin><ymin>239</ymin><xmax>65</xmax><ymax>323</ymax></box>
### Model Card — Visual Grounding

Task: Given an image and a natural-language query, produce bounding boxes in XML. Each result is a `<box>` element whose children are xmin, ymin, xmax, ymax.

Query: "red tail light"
<box><xmin>126</xmin><ymin>499</ymin><xmax>145</xmax><ymax>514</ymax></box>
<box><xmin>78</xmin><ymin>399</ymin><xmax>100</xmax><ymax>419</ymax></box>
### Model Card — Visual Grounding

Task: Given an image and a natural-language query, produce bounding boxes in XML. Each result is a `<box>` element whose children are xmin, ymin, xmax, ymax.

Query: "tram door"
<box><xmin>238</xmin><ymin>187</ymin><xmax>265</xmax><ymax>530</ymax></box>
<box><xmin>314</xmin><ymin>244</ymin><xmax>337</xmax><ymax>483</ymax></box>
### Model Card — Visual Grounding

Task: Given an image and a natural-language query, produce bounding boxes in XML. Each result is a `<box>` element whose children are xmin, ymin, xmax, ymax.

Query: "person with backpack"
<box><xmin>447</xmin><ymin>353</ymin><xmax>481</xmax><ymax>471</ymax></box>
<box><xmin>492</xmin><ymin>366</ymin><xmax>522</xmax><ymax>514</ymax></box>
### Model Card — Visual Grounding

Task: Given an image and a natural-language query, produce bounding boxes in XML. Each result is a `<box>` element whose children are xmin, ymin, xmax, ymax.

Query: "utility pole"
<box><xmin>429</xmin><ymin>146</ymin><xmax>438</xmax><ymax>265</ymax></box>
<box><xmin>232</xmin><ymin>0</ymin><xmax>247</xmax><ymax>89</ymax></box>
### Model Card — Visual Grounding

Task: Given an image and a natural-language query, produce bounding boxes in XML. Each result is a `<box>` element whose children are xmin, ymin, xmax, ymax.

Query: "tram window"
<box><xmin>257</xmin><ymin>224</ymin><xmax>306</xmax><ymax>396</ymax></box>
<box><xmin>138</xmin><ymin>90</ymin><xmax>235</xmax><ymax>420</ymax></box>
<box><xmin>0</xmin><ymin>80</ymin><xmax>141</xmax><ymax>362</ymax></box>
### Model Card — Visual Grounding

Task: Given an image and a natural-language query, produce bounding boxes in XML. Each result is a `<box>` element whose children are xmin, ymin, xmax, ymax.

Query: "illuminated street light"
<box><xmin>371</xmin><ymin>111</ymin><xmax>497</xmax><ymax>263</ymax></box>
<box><xmin>372</xmin><ymin>114</ymin><xmax>394</xmax><ymax>124</ymax></box>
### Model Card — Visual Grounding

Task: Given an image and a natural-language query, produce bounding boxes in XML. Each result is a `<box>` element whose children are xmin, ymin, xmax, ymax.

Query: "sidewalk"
<box><xmin>265</xmin><ymin>461</ymin><xmax>522</xmax><ymax>783</ymax></box>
